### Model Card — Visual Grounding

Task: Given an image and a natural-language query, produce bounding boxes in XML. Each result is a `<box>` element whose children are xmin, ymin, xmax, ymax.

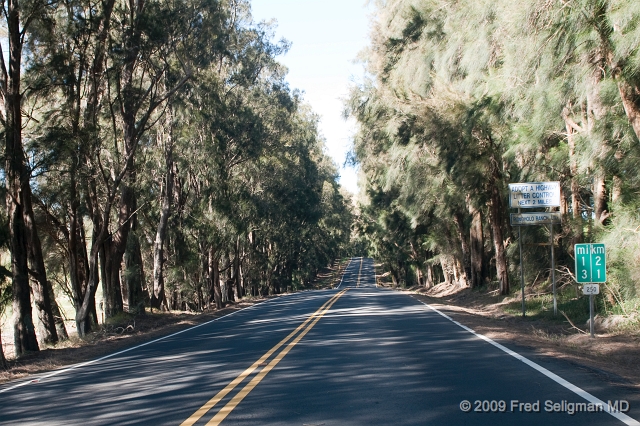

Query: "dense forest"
<box><xmin>348</xmin><ymin>0</ymin><xmax>640</xmax><ymax>312</ymax></box>
<box><xmin>0</xmin><ymin>0</ymin><xmax>353</xmax><ymax>365</ymax></box>
<box><xmin>3</xmin><ymin>0</ymin><xmax>640</xmax><ymax>368</ymax></box>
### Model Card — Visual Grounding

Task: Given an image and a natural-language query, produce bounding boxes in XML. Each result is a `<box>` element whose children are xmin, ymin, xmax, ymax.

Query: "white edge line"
<box><xmin>375</xmin><ymin>258</ymin><xmax>378</xmax><ymax>288</ymax></box>
<box><xmin>0</xmin><ymin>296</ymin><xmax>281</xmax><ymax>394</ymax></box>
<box><xmin>411</xmin><ymin>296</ymin><xmax>640</xmax><ymax>426</ymax></box>
<box><xmin>335</xmin><ymin>258</ymin><xmax>353</xmax><ymax>289</ymax></box>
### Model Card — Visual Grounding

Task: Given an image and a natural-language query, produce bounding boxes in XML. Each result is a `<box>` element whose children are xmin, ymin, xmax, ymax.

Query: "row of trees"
<box><xmin>348</xmin><ymin>0</ymin><xmax>640</xmax><ymax>307</ymax></box>
<box><xmin>0</xmin><ymin>0</ymin><xmax>352</xmax><ymax>365</ymax></box>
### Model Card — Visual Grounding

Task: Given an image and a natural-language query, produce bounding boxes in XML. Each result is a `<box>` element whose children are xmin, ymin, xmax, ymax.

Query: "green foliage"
<box><xmin>600</xmin><ymin>205</ymin><xmax>640</xmax><ymax>300</ymax></box>
<box><xmin>348</xmin><ymin>0</ymin><xmax>640</xmax><ymax>316</ymax></box>
<box><xmin>1</xmin><ymin>0</ymin><xmax>354</xmax><ymax>334</ymax></box>
<box><xmin>503</xmin><ymin>293</ymin><xmax>591</xmax><ymax>325</ymax></box>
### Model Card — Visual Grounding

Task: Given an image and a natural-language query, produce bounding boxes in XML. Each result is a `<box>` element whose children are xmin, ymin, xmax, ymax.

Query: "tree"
<box><xmin>0</xmin><ymin>261</ymin><xmax>11</xmax><ymax>368</ymax></box>
<box><xmin>1</xmin><ymin>0</ymin><xmax>354</xmax><ymax>349</ymax></box>
<box><xmin>349</xmin><ymin>0</ymin><xmax>640</xmax><ymax>309</ymax></box>
<box><xmin>0</xmin><ymin>0</ymin><xmax>64</xmax><ymax>355</ymax></box>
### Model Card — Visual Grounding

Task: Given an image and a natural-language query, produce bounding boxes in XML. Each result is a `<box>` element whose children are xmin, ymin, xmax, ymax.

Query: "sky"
<box><xmin>250</xmin><ymin>0</ymin><xmax>373</xmax><ymax>194</ymax></box>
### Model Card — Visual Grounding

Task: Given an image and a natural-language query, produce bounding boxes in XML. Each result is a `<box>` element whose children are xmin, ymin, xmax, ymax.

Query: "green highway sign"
<box><xmin>575</xmin><ymin>243</ymin><xmax>606</xmax><ymax>283</ymax></box>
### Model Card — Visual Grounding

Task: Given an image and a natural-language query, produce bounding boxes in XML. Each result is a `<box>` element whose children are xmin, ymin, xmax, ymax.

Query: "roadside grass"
<box><xmin>504</xmin><ymin>292</ymin><xmax>589</xmax><ymax>324</ymax></box>
<box><xmin>502</xmin><ymin>283</ymin><xmax>640</xmax><ymax>335</ymax></box>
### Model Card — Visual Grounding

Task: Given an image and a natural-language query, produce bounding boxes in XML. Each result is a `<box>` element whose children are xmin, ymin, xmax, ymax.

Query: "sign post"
<box><xmin>509</xmin><ymin>182</ymin><xmax>561</xmax><ymax>317</ymax></box>
<box><xmin>575</xmin><ymin>244</ymin><xmax>606</xmax><ymax>338</ymax></box>
<box><xmin>518</xmin><ymin>208</ymin><xmax>525</xmax><ymax>317</ymax></box>
<box><xmin>550</xmin><ymin>223</ymin><xmax>556</xmax><ymax>316</ymax></box>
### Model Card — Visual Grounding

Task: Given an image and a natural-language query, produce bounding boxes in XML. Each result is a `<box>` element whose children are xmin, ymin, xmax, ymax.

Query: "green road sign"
<box><xmin>575</xmin><ymin>243</ymin><xmax>606</xmax><ymax>283</ymax></box>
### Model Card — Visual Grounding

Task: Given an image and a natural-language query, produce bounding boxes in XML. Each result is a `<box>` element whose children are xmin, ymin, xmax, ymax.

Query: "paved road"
<box><xmin>1</xmin><ymin>257</ymin><xmax>639</xmax><ymax>425</ymax></box>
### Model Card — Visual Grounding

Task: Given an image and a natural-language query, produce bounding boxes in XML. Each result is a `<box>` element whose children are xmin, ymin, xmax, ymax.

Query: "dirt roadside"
<box><xmin>401</xmin><ymin>282</ymin><xmax>640</xmax><ymax>389</ymax></box>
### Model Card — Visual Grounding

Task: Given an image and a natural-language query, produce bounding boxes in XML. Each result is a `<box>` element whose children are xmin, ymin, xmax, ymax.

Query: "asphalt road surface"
<box><xmin>1</xmin><ymin>257</ymin><xmax>639</xmax><ymax>425</ymax></box>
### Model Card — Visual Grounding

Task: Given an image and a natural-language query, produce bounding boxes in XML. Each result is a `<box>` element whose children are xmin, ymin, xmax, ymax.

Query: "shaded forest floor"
<box><xmin>0</xmin><ymin>260</ymin><xmax>350</xmax><ymax>386</ymax></box>
<box><xmin>398</xmin><ymin>281</ymin><xmax>640</xmax><ymax>388</ymax></box>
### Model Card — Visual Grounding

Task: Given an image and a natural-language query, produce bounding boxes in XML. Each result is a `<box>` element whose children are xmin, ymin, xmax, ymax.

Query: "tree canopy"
<box><xmin>348</xmin><ymin>0</ymin><xmax>640</xmax><ymax>311</ymax></box>
<box><xmin>0</xmin><ymin>0</ymin><xmax>353</xmax><ymax>359</ymax></box>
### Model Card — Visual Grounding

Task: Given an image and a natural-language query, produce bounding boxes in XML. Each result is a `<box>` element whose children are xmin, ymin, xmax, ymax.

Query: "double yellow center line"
<box><xmin>181</xmin><ymin>288</ymin><xmax>349</xmax><ymax>426</ymax></box>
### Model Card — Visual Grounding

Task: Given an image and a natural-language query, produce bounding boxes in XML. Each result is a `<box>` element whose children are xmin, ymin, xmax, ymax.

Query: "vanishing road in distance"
<box><xmin>1</xmin><ymin>257</ymin><xmax>638</xmax><ymax>425</ymax></box>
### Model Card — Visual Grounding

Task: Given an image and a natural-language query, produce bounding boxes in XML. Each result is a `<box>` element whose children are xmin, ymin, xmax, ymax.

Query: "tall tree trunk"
<box><xmin>152</xmin><ymin>123</ymin><xmax>174</xmax><ymax>311</ymax></box>
<box><xmin>98</xmin><ymin>0</ymin><xmax>144</xmax><ymax>321</ymax></box>
<box><xmin>77</xmin><ymin>233</ymin><xmax>102</xmax><ymax>337</ymax></box>
<box><xmin>415</xmin><ymin>266</ymin><xmax>423</xmax><ymax>286</ymax></box>
<box><xmin>69</xmin><ymin>182</ymin><xmax>83</xmax><ymax>312</ymax></box>
<box><xmin>109</xmin><ymin>0</ymin><xmax>188</xmax><ymax>316</ymax></box>
<box><xmin>233</xmin><ymin>239</ymin><xmax>242</xmax><ymax>300</ymax></box>
<box><xmin>452</xmin><ymin>212</ymin><xmax>471</xmax><ymax>286</ymax></box>
<box><xmin>48</xmin><ymin>283</ymin><xmax>69</xmax><ymax>340</ymax></box>
<box><xmin>4</xmin><ymin>0</ymin><xmax>39</xmax><ymax>356</ymax></box>
<box><xmin>75</xmin><ymin>204</ymin><xmax>102</xmax><ymax>336</ymax></box>
<box><xmin>616</xmin><ymin>81</ymin><xmax>640</xmax><ymax>141</ymax></box>
<box><xmin>68</xmin><ymin>216</ymin><xmax>89</xmax><ymax>320</ymax></box>
<box><xmin>124</xmin><ymin>219</ymin><xmax>145</xmax><ymax>313</ymax></box>
<box><xmin>612</xmin><ymin>172</ymin><xmax>622</xmax><ymax>203</ymax></box>
<box><xmin>593</xmin><ymin>173</ymin><xmax>608</xmax><ymax>224</ymax></box>
<box><xmin>468</xmin><ymin>198</ymin><xmax>484</xmax><ymax>288</ymax></box>
<box><xmin>425</xmin><ymin>263</ymin><xmax>434</xmax><ymax>288</ymax></box>
<box><xmin>102</xmin><ymin>232</ymin><xmax>125</xmax><ymax>319</ymax></box>
<box><xmin>66</xmin><ymin>175</ymin><xmax>90</xmax><ymax>336</ymax></box>
<box><xmin>100</xmin><ymin>240</ymin><xmax>123</xmax><ymax>320</ymax></box>
<box><xmin>586</xmin><ymin>53</ymin><xmax>609</xmax><ymax>226</ymax></box>
<box><xmin>25</xmin><ymin>187</ymin><xmax>60</xmax><ymax>344</ymax></box>
<box><xmin>28</xmin><ymin>256</ymin><xmax>58</xmax><ymax>345</ymax></box>
<box><xmin>225</xmin><ymin>253</ymin><xmax>235</xmax><ymax>302</ymax></box>
<box><xmin>440</xmin><ymin>256</ymin><xmax>453</xmax><ymax>285</ymax></box>
<box><xmin>564</xmin><ymin>116</ymin><xmax>583</xmax><ymax>246</ymax></box>
<box><xmin>208</xmin><ymin>248</ymin><xmax>223</xmax><ymax>309</ymax></box>
<box><xmin>272</xmin><ymin>263</ymin><xmax>281</xmax><ymax>294</ymax></box>
<box><xmin>73</xmin><ymin>0</ymin><xmax>117</xmax><ymax>336</ymax></box>
<box><xmin>0</xmin><ymin>330</ymin><xmax>7</xmax><ymax>369</ymax></box>
<box><xmin>100</xmin><ymin>131</ymin><xmax>138</xmax><ymax>319</ymax></box>
<box><xmin>488</xmin><ymin>160</ymin><xmax>509</xmax><ymax>295</ymax></box>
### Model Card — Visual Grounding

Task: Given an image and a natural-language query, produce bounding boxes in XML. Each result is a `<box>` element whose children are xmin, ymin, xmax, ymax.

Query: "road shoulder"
<box><xmin>402</xmin><ymin>288</ymin><xmax>640</xmax><ymax>389</ymax></box>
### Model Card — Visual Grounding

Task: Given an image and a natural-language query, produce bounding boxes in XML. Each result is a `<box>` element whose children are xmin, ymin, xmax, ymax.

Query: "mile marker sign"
<box><xmin>582</xmin><ymin>284</ymin><xmax>600</xmax><ymax>295</ymax></box>
<box><xmin>575</xmin><ymin>243</ymin><xmax>606</xmax><ymax>283</ymax></box>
